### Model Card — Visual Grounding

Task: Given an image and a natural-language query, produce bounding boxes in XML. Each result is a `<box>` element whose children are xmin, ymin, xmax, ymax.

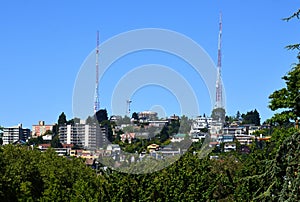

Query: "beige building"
<box><xmin>32</xmin><ymin>121</ymin><xmax>54</xmax><ymax>137</ymax></box>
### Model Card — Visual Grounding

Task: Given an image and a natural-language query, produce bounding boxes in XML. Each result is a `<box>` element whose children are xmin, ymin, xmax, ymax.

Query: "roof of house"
<box><xmin>147</xmin><ymin>144</ymin><xmax>160</xmax><ymax>149</ymax></box>
<box><xmin>39</xmin><ymin>143</ymin><xmax>51</xmax><ymax>148</ymax></box>
<box><xmin>173</xmin><ymin>133</ymin><xmax>186</xmax><ymax>138</ymax></box>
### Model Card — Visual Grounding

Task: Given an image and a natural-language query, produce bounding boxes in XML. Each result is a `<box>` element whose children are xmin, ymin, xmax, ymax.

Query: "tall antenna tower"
<box><xmin>215</xmin><ymin>12</ymin><xmax>223</xmax><ymax>109</ymax></box>
<box><xmin>126</xmin><ymin>100</ymin><xmax>132</xmax><ymax>116</ymax></box>
<box><xmin>94</xmin><ymin>31</ymin><xmax>100</xmax><ymax>114</ymax></box>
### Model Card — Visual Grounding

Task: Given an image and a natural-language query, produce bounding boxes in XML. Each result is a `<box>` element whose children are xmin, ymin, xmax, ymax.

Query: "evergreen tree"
<box><xmin>96</xmin><ymin>109</ymin><xmax>108</xmax><ymax>123</ymax></box>
<box><xmin>131</xmin><ymin>112</ymin><xmax>139</xmax><ymax>121</ymax></box>
<box><xmin>211</xmin><ymin>107</ymin><xmax>226</xmax><ymax>122</ymax></box>
<box><xmin>241</xmin><ymin>109</ymin><xmax>261</xmax><ymax>125</ymax></box>
<box><xmin>236</xmin><ymin>111</ymin><xmax>241</xmax><ymax>120</ymax></box>
<box><xmin>268</xmin><ymin>9</ymin><xmax>300</xmax><ymax>126</ymax></box>
<box><xmin>57</xmin><ymin>112</ymin><xmax>67</xmax><ymax>126</ymax></box>
<box><xmin>86</xmin><ymin>116</ymin><xmax>96</xmax><ymax>125</ymax></box>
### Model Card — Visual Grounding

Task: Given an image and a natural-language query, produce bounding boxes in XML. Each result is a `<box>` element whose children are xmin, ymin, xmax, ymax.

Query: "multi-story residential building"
<box><xmin>2</xmin><ymin>124</ymin><xmax>30</xmax><ymax>145</ymax></box>
<box><xmin>247</xmin><ymin>125</ymin><xmax>260</xmax><ymax>135</ymax></box>
<box><xmin>59</xmin><ymin>122</ymin><xmax>107</xmax><ymax>149</ymax></box>
<box><xmin>190</xmin><ymin>116</ymin><xmax>213</xmax><ymax>134</ymax></box>
<box><xmin>190</xmin><ymin>116</ymin><xmax>208</xmax><ymax>133</ymax></box>
<box><xmin>217</xmin><ymin>134</ymin><xmax>235</xmax><ymax>143</ymax></box>
<box><xmin>223</xmin><ymin>126</ymin><xmax>246</xmax><ymax>135</ymax></box>
<box><xmin>235</xmin><ymin>134</ymin><xmax>255</xmax><ymax>145</ymax></box>
<box><xmin>209</xmin><ymin>121</ymin><xmax>223</xmax><ymax>136</ymax></box>
<box><xmin>138</xmin><ymin>111</ymin><xmax>158</xmax><ymax>122</ymax></box>
<box><xmin>32</xmin><ymin>121</ymin><xmax>54</xmax><ymax>137</ymax></box>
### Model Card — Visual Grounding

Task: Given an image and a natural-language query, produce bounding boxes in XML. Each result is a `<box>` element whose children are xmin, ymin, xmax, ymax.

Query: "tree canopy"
<box><xmin>241</xmin><ymin>109</ymin><xmax>261</xmax><ymax>126</ymax></box>
<box><xmin>96</xmin><ymin>109</ymin><xmax>109</xmax><ymax>123</ymax></box>
<box><xmin>211</xmin><ymin>107</ymin><xmax>226</xmax><ymax>122</ymax></box>
<box><xmin>57</xmin><ymin>112</ymin><xmax>67</xmax><ymax>126</ymax></box>
<box><xmin>268</xmin><ymin>9</ymin><xmax>300</xmax><ymax>125</ymax></box>
<box><xmin>269</xmin><ymin>64</ymin><xmax>300</xmax><ymax>124</ymax></box>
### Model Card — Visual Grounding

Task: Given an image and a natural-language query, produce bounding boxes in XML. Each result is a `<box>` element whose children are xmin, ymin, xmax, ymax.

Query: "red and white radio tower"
<box><xmin>94</xmin><ymin>31</ymin><xmax>100</xmax><ymax>114</ymax></box>
<box><xmin>215</xmin><ymin>12</ymin><xmax>223</xmax><ymax>109</ymax></box>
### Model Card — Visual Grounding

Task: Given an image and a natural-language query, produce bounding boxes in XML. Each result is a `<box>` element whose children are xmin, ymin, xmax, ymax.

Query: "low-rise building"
<box><xmin>217</xmin><ymin>134</ymin><xmax>235</xmax><ymax>143</ymax></box>
<box><xmin>42</xmin><ymin>134</ymin><xmax>52</xmax><ymax>141</ymax></box>
<box><xmin>120</xmin><ymin>132</ymin><xmax>135</xmax><ymax>143</ymax></box>
<box><xmin>224</xmin><ymin>143</ymin><xmax>236</xmax><ymax>152</ymax></box>
<box><xmin>190</xmin><ymin>116</ymin><xmax>209</xmax><ymax>133</ymax></box>
<box><xmin>248</xmin><ymin>125</ymin><xmax>260</xmax><ymax>135</ymax></box>
<box><xmin>170</xmin><ymin>134</ymin><xmax>186</xmax><ymax>143</ymax></box>
<box><xmin>223</xmin><ymin>126</ymin><xmax>246</xmax><ymax>135</ymax></box>
<box><xmin>106</xmin><ymin>144</ymin><xmax>121</xmax><ymax>155</ymax></box>
<box><xmin>148</xmin><ymin>120</ymin><xmax>168</xmax><ymax>127</ymax></box>
<box><xmin>209</xmin><ymin>121</ymin><xmax>223</xmax><ymax>135</ymax></box>
<box><xmin>235</xmin><ymin>134</ymin><xmax>255</xmax><ymax>145</ymax></box>
<box><xmin>38</xmin><ymin>145</ymin><xmax>71</xmax><ymax>156</ymax></box>
<box><xmin>147</xmin><ymin>144</ymin><xmax>160</xmax><ymax>152</ymax></box>
<box><xmin>138</xmin><ymin>111</ymin><xmax>158</xmax><ymax>121</ymax></box>
<box><xmin>191</xmin><ymin>132</ymin><xmax>206</xmax><ymax>139</ymax></box>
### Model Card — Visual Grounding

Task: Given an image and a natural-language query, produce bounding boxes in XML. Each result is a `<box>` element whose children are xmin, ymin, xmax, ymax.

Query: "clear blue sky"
<box><xmin>0</xmin><ymin>0</ymin><xmax>299</xmax><ymax>128</ymax></box>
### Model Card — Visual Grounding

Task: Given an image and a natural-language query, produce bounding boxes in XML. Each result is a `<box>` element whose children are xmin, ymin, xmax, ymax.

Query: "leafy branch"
<box><xmin>283</xmin><ymin>9</ymin><xmax>300</xmax><ymax>21</ymax></box>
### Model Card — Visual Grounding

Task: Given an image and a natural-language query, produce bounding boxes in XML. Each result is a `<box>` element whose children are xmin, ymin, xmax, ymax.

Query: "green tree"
<box><xmin>236</xmin><ymin>111</ymin><xmax>241</xmax><ymax>120</ymax></box>
<box><xmin>131</xmin><ymin>112</ymin><xmax>139</xmax><ymax>121</ymax></box>
<box><xmin>225</xmin><ymin>115</ymin><xmax>235</xmax><ymax>125</ymax></box>
<box><xmin>241</xmin><ymin>109</ymin><xmax>261</xmax><ymax>125</ymax></box>
<box><xmin>178</xmin><ymin>115</ymin><xmax>192</xmax><ymax>134</ymax></box>
<box><xmin>52</xmin><ymin>124</ymin><xmax>58</xmax><ymax>135</ymax></box>
<box><xmin>122</xmin><ymin>115</ymin><xmax>131</xmax><ymax>124</ymax></box>
<box><xmin>269</xmin><ymin>10</ymin><xmax>300</xmax><ymax>126</ymax></box>
<box><xmin>65</xmin><ymin>117</ymin><xmax>80</xmax><ymax>125</ymax></box>
<box><xmin>58</xmin><ymin>112</ymin><xmax>67</xmax><ymax>126</ymax></box>
<box><xmin>51</xmin><ymin>135</ymin><xmax>62</xmax><ymax>148</ymax></box>
<box><xmin>211</xmin><ymin>107</ymin><xmax>226</xmax><ymax>122</ymax></box>
<box><xmin>86</xmin><ymin>116</ymin><xmax>96</xmax><ymax>125</ymax></box>
<box><xmin>44</xmin><ymin>130</ymin><xmax>53</xmax><ymax>136</ymax></box>
<box><xmin>100</xmin><ymin>120</ymin><xmax>114</xmax><ymax>143</ymax></box>
<box><xmin>269</xmin><ymin>64</ymin><xmax>300</xmax><ymax>124</ymax></box>
<box><xmin>96</xmin><ymin>109</ymin><xmax>108</xmax><ymax>123</ymax></box>
<box><xmin>27</xmin><ymin>136</ymin><xmax>44</xmax><ymax>146</ymax></box>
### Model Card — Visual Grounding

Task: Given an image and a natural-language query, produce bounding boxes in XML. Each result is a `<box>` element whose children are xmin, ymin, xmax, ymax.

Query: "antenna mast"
<box><xmin>215</xmin><ymin>12</ymin><xmax>223</xmax><ymax>109</ymax></box>
<box><xmin>94</xmin><ymin>31</ymin><xmax>100</xmax><ymax>113</ymax></box>
<box><xmin>126</xmin><ymin>100</ymin><xmax>132</xmax><ymax>115</ymax></box>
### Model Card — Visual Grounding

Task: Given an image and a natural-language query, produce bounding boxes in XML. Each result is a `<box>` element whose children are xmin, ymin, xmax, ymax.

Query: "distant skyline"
<box><xmin>1</xmin><ymin>1</ymin><xmax>300</xmax><ymax>128</ymax></box>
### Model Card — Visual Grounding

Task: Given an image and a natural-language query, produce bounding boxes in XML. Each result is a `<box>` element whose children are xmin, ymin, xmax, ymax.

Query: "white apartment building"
<box><xmin>190</xmin><ymin>116</ymin><xmax>213</xmax><ymax>134</ymax></box>
<box><xmin>2</xmin><ymin>124</ymin><xmax>30</xmax><ymax>145</ymax></box>
<box><xmin>59</xmin><ymin>123</ymin><xmax>107</xmax><ymax>149</ymax></box>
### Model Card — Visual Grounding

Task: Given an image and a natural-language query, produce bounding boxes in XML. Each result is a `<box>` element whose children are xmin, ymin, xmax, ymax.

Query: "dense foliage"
<box><xmin>0</xmin><ymin>128</ymin><xmax>299</xmax><ymax>202</ymax></box>
<box><xmin>241</xmin><ymin>109</ymin><xmax>261</xmax><ymax>126</ymax></box>
<box><xmin>268</xmin><ymin>10</ymin><xmax>300</xmax><ymax>126</ymax></box>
